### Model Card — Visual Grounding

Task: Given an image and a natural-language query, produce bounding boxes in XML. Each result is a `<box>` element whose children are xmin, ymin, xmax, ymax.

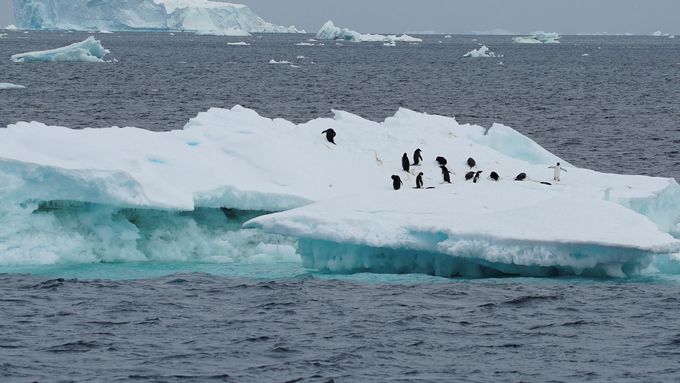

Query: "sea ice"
<box><xmin>513</xmin><ymin>31</ymin><xmax>560</xmax><ymax>44</ymax></box>
<box><xmin>463</xmin><ymin>45</ymin><xmax>501</xmax><ymax>58</ymax></box>
<box><xmin>0</xmin><ymin>106</ymin><xmax>679</xmax><ymax>276</ymax></box>
<box><xmin>0</xmin><ymin>83</ymin><xmax>26</xmax><ymax>90</ymax></box>
<box><xmin>13</xmin><ymin>0</ymin><xmax>303</xmax><ymax>35</ymax></box>
<box><xmin>10</xmin><ymin>36</ymin><xmax>110</xmax><ymax>63</ymax></box>
<box><xmin>315</xmin><ymin>20</ymin><xmax>422</xmax><ymax>43</ymax></box>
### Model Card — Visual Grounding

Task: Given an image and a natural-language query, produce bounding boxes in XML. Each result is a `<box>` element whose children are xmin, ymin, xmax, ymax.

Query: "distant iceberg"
<box><xmin>315</xmin><ymin>20</ymin><xmax>422</xmax><ymax>43</ymax></box>
<box><xmin>227</xmin><ymin>41</ymin><xmax>250</xmax><ymax>46</ymax></box>
<box><xmin>13</xmin><ymin>0</ymin><xmax>304</xmax><ymax>35</ymax></box>
<box><xmin>513</xmin><ymin>31</ymin><xmax>560</xmax><ymax>44</ymax></box>
<box><xmin>4</xmin><ymin>24</ymin><xmax>17</xmax><ymax>30</ymax></box>
<box><xmin>1</xmin><ymin>106</ymin><xmax>679</xmax><ymax>277</ymax></box>
<box><xmin>463</xmin><ymin>45</ymin><xmax>501</xmax><ymax>58</ymax></box>
<box><xmin>11</xmin><ymin>36</ymin><xmax>110</xmax><ymax>63</ymax></box>
<box><xmin>0</xmin><ymin>83</ymin><xmax>26</xmax><ymax>90</ymax></box>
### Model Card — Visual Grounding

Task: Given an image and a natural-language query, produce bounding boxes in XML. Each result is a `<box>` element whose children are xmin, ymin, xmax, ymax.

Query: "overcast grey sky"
<box><xmin>1</xmin><ymin>0</ymin><xmax>678</xmax><ymax>34</ymax></box>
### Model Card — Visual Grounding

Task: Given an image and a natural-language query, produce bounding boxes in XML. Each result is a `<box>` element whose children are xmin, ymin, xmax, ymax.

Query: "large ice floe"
<box><xmin>1</xmin><ymin>106</ymin><xmax>679</xmax><ymax>277</ymax></box>
<box><xmin>11</xmin><ymin>36</ymin><xmax>109</xmax><ymax>63</ymax></box>
<box><xmin>316</xmin><ymin>20</ymin><xmax>422</xmax><ymax>43</ymax></box>
<box><xmin>513</xmin><ymin>31</ymin><xmax>560</xmax><ymax>44</ymax></box>
<box><xmin>13</xmin><ymin>0</ymin><xmax>303</xmax><ymax>35</ymax></box>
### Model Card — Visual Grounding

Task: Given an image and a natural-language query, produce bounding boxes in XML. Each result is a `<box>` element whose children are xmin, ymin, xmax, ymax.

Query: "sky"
<box><xmin>1</xmin><ymin>0</ymin><xmax>678</xmax><ymax>35</ymax></box>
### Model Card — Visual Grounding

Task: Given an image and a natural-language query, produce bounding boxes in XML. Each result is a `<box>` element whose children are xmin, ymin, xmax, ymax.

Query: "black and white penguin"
<box><xmin>489</xmin><ymin>171</ymin><xmax>500</xmax><ymax>181</ymax></box>
<box><xmin>515</xmin><ymin>173</ymin><xmax>527</xmax><ymax>181</ymax></box>
<box><xmin>391</xmin><ymin>175</ymin><xmax>403</xmax><ymax>190</ymax></box>
<box><xmin>467</xmin><ymin>157</ymin><xmax>476</xmax><ymax>169</ymax></box>
<box><xmin>401</xmin><ymin>153</ymin><xmax>410</xmax><ymax>172</ymax></box>
<box><xmin>436</xmin><ymin>156</ymin><xmax>447</xmax><ymax>166</ymax></box>
<box><xmin>441</xmin><ymin>166</ymin><xmax>452</xmax><ymax>183</ymax></box>
<box><xmin>321</xmin><ymin>129</ymin><xmax>336</xmax><ymax>144</ymax></box>
<box><xmin>413</xmin><ymin>149</ymin><xmax>423</xmax><ymax>166</ymax></box>
<box><xmin>465</xmin><ymin>171</ymin><xmax>475</xmax><ymax>181</ymax></box>
<box><xmin>473</xmin><ymin>171</ymin><xmax>483</xmax><ymax>183</ymax></box>
<box><xmin>416</xmin><ymin>172</ymin><xmax>424</xmax><ymax>189</ymax></box>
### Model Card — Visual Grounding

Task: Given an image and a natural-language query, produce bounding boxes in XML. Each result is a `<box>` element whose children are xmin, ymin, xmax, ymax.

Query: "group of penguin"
<box><xmin>319</xmin><ymin>128</ymin><xmax>531</xmax><ymax>191</ymax></box>
<box><xmin>391</xmin><ymin>149</ymin><xmax>528</xmax><ymax>190</ymax></box>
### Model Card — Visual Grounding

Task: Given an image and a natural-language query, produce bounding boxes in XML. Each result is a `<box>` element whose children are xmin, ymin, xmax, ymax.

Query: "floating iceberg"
<box><xmin>1</xmin><ymin>106</ymin><xmax>679</xmax><ymax>276</ymax></box>
<box><xmin>315</xmin><ymin>20</ymin><xmax>422</xmax><ymax>43</ymax></box>
<box><xmin>0</xmin><ymin>83</ymin><xmax>26</xmax><ymax>90</ymax></box>
<box><xmin>13</xmin><ymin>0</ymin><xmax>303</xmax><ymax>35</ymax></box>
<box><xmin>10</xmin><ymin>36</ymin><xmax>110</xmax><ymax>63</ymax></box>
<box><xmin>227</xmin><ymin>41</ymin><xmax>250</xmax><ymax>46</ymax></box>
<box><xmin>5</xmin><ymin>24</ymin><xmax>17</xmax><ymax>30</ymax></box>
<box><xmin>463</xmin><ymin>45</ymin><xmax>501</xmax><ymax>58</ymax></box>
<box><xmin>513</xmin><ymin>31</ymin><xmax>560</xmax><ymax>44</ymax></box>
<box><xmin>269</xmin><ymin>59</ymin><xmax>291</xmax><ymax>64</ymax></box>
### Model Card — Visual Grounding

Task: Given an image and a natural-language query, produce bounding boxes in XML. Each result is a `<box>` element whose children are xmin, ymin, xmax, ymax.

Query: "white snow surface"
<box><xmin>0</xmin><ymin>83</ymin><xmax>26</xmax><ymax>90</ymax></box>
<box><xmin>10</xmin><ymin>36</ymin><xmax>110</xmax><ymax>63</ymax></box>
<box><xmin>463</xmin><ymin>45</ymin><xmax>500</xmax><ymax>58</ymax></box>
<box><xmin>513</xmin><ymin>31</ymin><xmax>560</xmax><ymax>44</ymax></box>
<box><xmin>316</xmin><ymin>20</ymin><xmax>422</xmax><ymax>43</ymax></box>
<box><xmin>13</xmin><ymin>0</ymin><xmax>303</xmax><ymax>34</ymax></box>
<box><xmin>1</xmin><ymin>106</ymin><xmax>679</xmax><ymax>275</ymax></box>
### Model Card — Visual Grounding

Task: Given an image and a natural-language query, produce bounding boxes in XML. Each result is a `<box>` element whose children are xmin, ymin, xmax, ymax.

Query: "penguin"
<box><xmin>413</xmin><ymin>149</ymin><xmax>423</xmax><ymax>166</ymax></box>
<box><xmin>473</xmin><ymin>170</ymin><xmax>483</xmax><ymax>183</ymax></box>
<box><xmin>441</xmin><ymin>166</ymin><xmax>452</xmax><ymax>183</ymax></box>
<box><xmin>489</xmin><ymin>171</ymin><xmax>500</xmax><ymax>181</ymax></box>
<box><xmin>515</xmin><ymin>173</ymin><xmax>527</xmax><ymax>181</ymax></box>
<box><xmin>465</xmin><ymin>171</ymin><xmax>475</xmax><ymax>181</ymax></box>
<box><xmin>415</xmin><ymin>172</ymin><xmax>424</xmax><ymax>189</ymax></box>
<box><xmin>391</xmin><ymin>175</ymin><xmax>403</xmax><ymax>190</ymax></box>
<box><xmin>436</xmin><ymin>156</ymin><xmax>447</xmax><ymax>166</ymax></box>
<box><xmin>401</xmin><ymin>153</ymin><xmax>410</xmax><ymax>172</ymax></box>
<box><xmin>321</xmin><ymin>129</ymin><xmax>336</xmax><ymax>144</ymax></box>
<box><xmin>467</xmin><ymin>157</ymin><xmax>476</xmax><ymax>169</ymax></box>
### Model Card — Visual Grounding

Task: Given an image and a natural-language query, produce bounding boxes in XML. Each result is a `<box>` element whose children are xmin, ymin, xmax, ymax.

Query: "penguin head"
<box><xmin>418</xmin><ymin>172</ymin><xmax>424</xmax><ymax>177</ymax></box>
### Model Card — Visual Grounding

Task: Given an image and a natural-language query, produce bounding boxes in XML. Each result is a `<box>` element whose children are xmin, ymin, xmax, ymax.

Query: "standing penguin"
<box><xmin>515</xmin><ymin>173</ymin><xmax>527</xmax><ymax>181</ymax></box>
<box><xmin>413</xmin><ymin>149</ymin><xmax>423</xmax><ymax>166</ymax></box>
<box><xmin>415</xmin><ymin>172</ymin><xmax>424</xmax><ymax>189</ymax></box>
<box><xmin>391</xmin><ymin>175</ymin><xmax>403</xmax><ymax>190</ymax></box>
<box><xmin>489</xmin><ymin>171</ymin><xmax>500</xmax><ymax>181</ymax></box>
<box><xmin>441</xmin><ymin>166</ymin><xmax>452</xmax><ymax>183</ymax></box>
<box><xmin>402</xmin><ymin>153</ymin><xmax>410</xmax><ymax>172</ymax></box>
<box><xmin>473</xmin><ymin>171</ymin><xmax>483</xmax><ymax>183</ymax></box>
<box><xmin>467</xmin><ymin>157</ymin><xmax>476</xmax><ymax>169</ymax></box>
<box><xmin>436</xmin><ymin>156</ymin><xmax>448</xmax><ymax>166</ymax></box>
<box><xmin>548</xmin><ymin>162</ymin><xmax>568</xmax><ymax>182</ymax></box>
<box><xmin>321</xmin><ymin>129</ymin><xmax>336</xmax><ymax>144</ymax></box>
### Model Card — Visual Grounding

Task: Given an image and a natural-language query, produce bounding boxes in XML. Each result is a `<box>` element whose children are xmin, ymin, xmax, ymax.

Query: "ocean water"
<box><xmin>1</xmin><ymin>32</ymin><xmax>680</xmax><ymax>382</ymax></box>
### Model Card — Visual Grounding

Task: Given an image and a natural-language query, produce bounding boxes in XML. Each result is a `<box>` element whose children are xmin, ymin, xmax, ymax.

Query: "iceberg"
<box><xmin>10</xmin><ymin>36</ymin><xmax>110</xmax><ymax>63</ymax></box>
<box><xmin>463</xmin><ymin>45</ymin><xmax>501</xmax><ymax>58</ymax></box>
<box><xmin>513</xmin><ymin>31</ymin><xmax>560</xmax><ymax>44</ymax></box>
<box><xmin>13</xmin><ymin>0</ymin><xmax>303</xmax><ymax>35</ymax></box>
<box><xmin>315</xmin><ymin>20</ymin><xmax>422</xmax><ymax>43</ymax></box>
<box><xmin>0</xmin><ymin>83</ymin><xmax>26</xmax><ymax>90</ymax></box>
<box><xmin>227</xmin><ymin>41</ymin><xmax>250</xmax><ymax>46</ymax></box>
<box><xmin>0</xmin><ymin>106</ymin><xmax>679</xmax><ymax>277</ymax></box>
<box><xmin>5</xmin><ymin>24</ymin><xmax>17</xmax><ymax>30</ymax></box>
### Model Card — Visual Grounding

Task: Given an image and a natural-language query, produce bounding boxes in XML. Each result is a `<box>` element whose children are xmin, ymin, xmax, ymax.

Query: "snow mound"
<box><xmin>463</xmin><ymin>45</ymin><xmax>501</xmax><ymax>58</ymax></box>
<box><xmin>315</xmin><ymin>20</ymin><xmax>422</xmax><ymax>43</ymax></box>
<box><xmin>1</xmin><ymin>106</ymin><xmax>679</xmax><ymax>276</ymax></box>
<box><xmin>513</xmin><ymin>31</ymin><xmax>560</xmax><ymax>44</ymax></box>
<box><xmin>0</xmin><ymin>83</ymin><xmax>26</xmax><ymax>90</ymax></box>
<box><xmin>11</xmin><ymin>36</ymin><xmax>110</xmax><ymax>63</ymax></box>
<box><xmin>13</xmin><ymin>0</ymin><xmax>303</xmax><ymax>35</ymax></box>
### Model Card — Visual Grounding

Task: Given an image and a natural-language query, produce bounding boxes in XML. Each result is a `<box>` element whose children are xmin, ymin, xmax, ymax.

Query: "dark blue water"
<box><xmin>2</xmin><ymin>32</ymin><xmax>680</xmax><ymax>382</ymax></box>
